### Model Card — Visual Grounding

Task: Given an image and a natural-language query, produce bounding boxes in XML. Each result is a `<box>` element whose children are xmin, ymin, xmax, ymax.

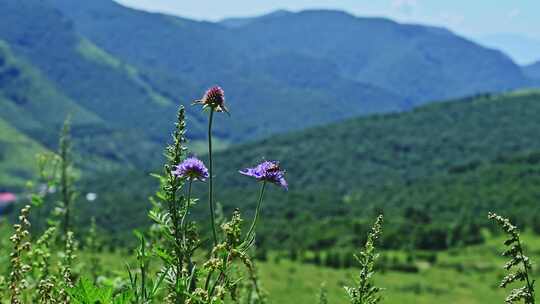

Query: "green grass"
<box><xmin>60</xmin><ymin>234</ymin><xmax>540</xmax><ymax>303</ymax></box>
<box><xmin>257</xmin><ymin>259</ymin><xmax>503</xmax><ymax>304</ymax></box>
<box><xmin>256</xmin><ymin>232</ymin><xmax>540</xmax><ymax>304</ymax></box>
<box><xmin>78</xmin><ymin>39</ymin><xmax>176</xmax><ymax>108</ymax></box>
<box><xmin>3</xmin><ymin>215</ymin><xmax>535</xmax><ymax>304</ymax></box>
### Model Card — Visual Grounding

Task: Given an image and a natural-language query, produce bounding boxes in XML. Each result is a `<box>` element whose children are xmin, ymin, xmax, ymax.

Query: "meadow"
<box><xmin>0</xmin><ymin>87</ymin><xmax>537</xmax><ymax>304</ymax></box>
<box><xmin>2</xmin><ymin>1</ymin><xmax>540</xmax><ymax>303</ymax></box>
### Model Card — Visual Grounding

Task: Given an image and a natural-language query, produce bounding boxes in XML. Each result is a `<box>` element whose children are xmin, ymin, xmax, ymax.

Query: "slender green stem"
<box><xmin>208</xmin><ymin>110</ymin><xmax>218</xmax><ymax>246</ymax></box>
<box><xmin>60</xmin><ymin>130</ymin><xmax>71</xmax><ymax>238</ymax></box>
<box><xmin>181</xmin><ymin>180</ymin><xmax>195</xmax><ymax>293</ymax></box>
<box><xmin>517</xmin><ymin>238</ymin><xmax>535</xmax><ymax>303</ymax></box>
<box><xmin>209</xmin><ymin>252</ymin><xmax>232</xmax><ymax>297</ymax></box>
<box><xmin>168</xmin><ymin>176</ymin><xmax>183</xmax><ymax>300</ymax></box>
<box><xmin>245</xmin><ymin>182</ymin><xmax>267</xmax><ymax>243</ymax></box>
<box><xmin>139</xmin><ymin>235</ymin><xmax>147</xmax><ymax>301</ymax></box>
<box><xmin>181</xmin><ymin>180</ymin><xmax>193</xmax><ymax>239</ymax></box>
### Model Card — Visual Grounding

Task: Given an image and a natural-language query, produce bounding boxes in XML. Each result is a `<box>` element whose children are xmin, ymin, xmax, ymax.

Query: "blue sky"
<box><xmin>116</xmin><ymin>0</ymin><xmax>540</xmax><ymax>64</ymax></box>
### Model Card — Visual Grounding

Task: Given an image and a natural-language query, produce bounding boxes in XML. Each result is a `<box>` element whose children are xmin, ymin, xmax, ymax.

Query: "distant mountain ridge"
<box><xmin>46</xmin><ymin>0</ymin><xmax>404</xmax><ymax>139</ymax></box>
<box><xmin>219</xmin><ymin>10</ymin><xmax>292</xmax><ymax>28</ymax></box>
<box><xmin>229</xmin><ymin>9</ymin><xmax>529</xmax><ymax>103</ymax></box>
<box><xmin>524</xmin><ymin>61</ymin><xmax>540</xmax><ymax>83</ymax></box>
<box><xmin>475</xmin><ymin>33</ymin><xmax>540</xmax><ymax>65</ymax></box>
<box><xmin>48</xmin><ymin>1</ymin><xmax>533</xmax><ymax>106</ymax></box>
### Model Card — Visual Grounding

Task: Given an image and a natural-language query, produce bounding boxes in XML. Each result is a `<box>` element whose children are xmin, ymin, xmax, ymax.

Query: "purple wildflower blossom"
<box><xmin>172</xmin><ymin>157</ymin><xmax>209</xmax><ymax>181</ymax></box>
<box><xmin>194</xmin><ymin>86</ymin><xmax>229</xmax><ymax>113</ymax></box>
<box><xmin>239</xmin><ymin>161</ymin><xmax>288</xmax><ymax>190</ymax></box>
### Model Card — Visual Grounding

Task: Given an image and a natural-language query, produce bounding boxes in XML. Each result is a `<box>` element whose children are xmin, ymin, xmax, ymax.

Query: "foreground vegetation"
<box><xmin>2</xmin><ymin>215</ymin><xmax>539</xmax><ymax>303</ymax></box>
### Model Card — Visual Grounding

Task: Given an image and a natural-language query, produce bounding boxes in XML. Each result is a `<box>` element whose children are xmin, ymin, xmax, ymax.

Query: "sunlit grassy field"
<box><xmin>253</xmin><ymin>232</ymin><xmax>540</xmax><ymax>304</ymax></box>
<box><xmin>13</xmin><ymin>225</ymin><xmax>533</xmax><ymax>304</ymax></box>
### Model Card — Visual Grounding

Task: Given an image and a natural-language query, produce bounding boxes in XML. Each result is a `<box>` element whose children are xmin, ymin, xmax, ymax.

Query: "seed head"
<box><xmin>194</xmin><ymin>86</ymin><xmax>229</xmax><ymax>114</ymax></box>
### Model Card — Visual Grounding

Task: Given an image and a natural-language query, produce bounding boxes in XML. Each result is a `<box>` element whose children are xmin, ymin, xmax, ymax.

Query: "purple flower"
<box><xmin>240</xmin><ymin>161</ymin><xmax>288</xmax><ymax>190</ymax></box>
<box><xmin>194</xmin><ymin>86</ymin><xmax>229</xmax><ymax>114</ymax></box>
<box><xmin>172</xmin><ymin>157</ymin><xmax>209</xmax><ymax>181</ymax></box>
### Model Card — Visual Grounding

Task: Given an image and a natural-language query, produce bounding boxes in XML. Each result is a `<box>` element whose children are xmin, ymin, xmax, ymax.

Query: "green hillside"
<box><xmin>70</xmin><ymin>90</ymin><xmax>540</xmax><ymax>250</ymax></box>
<box><xmin>0</xmin><ymin>117</ymin><xmax>49</xmax><ymax>189</ymax></box>
<box><xmin>213</xmin><ymin>90</ymin><xmax>540</xmax><ymax>190</ymax></box>
<box><xmin>46</xmin><ymin>0</ymin><xmax>404</xmax><ymax>141</ymax></box>
<box><xmin>0</xmin><ymin>39</ymin><xmax>165</xmax><ymax>187</ymax></box>
<box><xmin>207</xmin><ymin>92</ymin><xmax>540</xmax><ymax>250</ymax></box>
<box><xmin>0</xmin><ymin>0</ymin><xmax>204</xmax><ymax>186</ymax></box>
<box><xmin>0</xmin><ymin>40</ymin><xmax>103</xmax><ymax>145</ymax></box>
<box><xmin>0</xmin><ymin>0</ymin><xmax>197</xmax><ymax>151</ymax></box>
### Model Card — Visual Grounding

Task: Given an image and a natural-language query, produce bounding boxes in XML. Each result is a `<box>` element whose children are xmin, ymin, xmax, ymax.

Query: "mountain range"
<box><xmin>0</xmin><ymin>0</ymin><xmax>539</xmax><ymax>188</ymax></box>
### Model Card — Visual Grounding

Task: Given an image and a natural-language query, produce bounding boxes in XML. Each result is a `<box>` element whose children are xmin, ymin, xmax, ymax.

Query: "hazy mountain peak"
<box><xmin>219</xmin><ymin>9</ymin><xmax>292</xmax><ymax>28</ymax></box>
<box><xmin>526</xmin><ymin>60</ymin><xmax>540</xmax><ymax>70</ymax></box>
<box><xmin>474</xmin><ymin>33</ymin><xmax>540</xmax><ymax>65</ymax></box>
<box><xmin>523</xmin><ymin>60</ymin><xmax>540</xmax><ymax>82</ymax></box>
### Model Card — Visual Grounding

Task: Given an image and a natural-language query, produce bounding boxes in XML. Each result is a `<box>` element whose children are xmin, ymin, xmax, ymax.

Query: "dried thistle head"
<box><xmin>194</xmin><ymin>86</ymin><xmax>229</xmax><ymax>114</ymax></box>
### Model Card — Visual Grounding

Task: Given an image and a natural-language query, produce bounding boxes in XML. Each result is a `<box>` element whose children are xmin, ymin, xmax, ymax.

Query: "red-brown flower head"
<box><xmin>195</xmin><ymin>86</ymin><xmax>229</xmax><ymax>114</ymax></box>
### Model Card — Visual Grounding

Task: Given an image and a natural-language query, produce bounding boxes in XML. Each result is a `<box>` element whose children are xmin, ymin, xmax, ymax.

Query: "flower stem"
<box><xmin>208</xmin><ymin>110</ymin><xmax>218</xmax><ymax>246</ymax></box>
<box><xmin>181</xmin><ymin>180</ymin><xmax>193</xmax><ymax>242</ymax></box>
<box><xmin>245</xmin><ymin>181</ymin><xmax>267</xmax><ymax>243</ymax></box>
<box><xmin>517</xmin><ymin>237</ymin><xmax>535</xmax><ymax>303</ymax></box>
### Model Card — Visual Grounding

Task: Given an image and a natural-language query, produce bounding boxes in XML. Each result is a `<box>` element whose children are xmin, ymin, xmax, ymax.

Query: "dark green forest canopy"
<box><xmin>214</xmin><ymin>90</ymin><xmax>540</xmax><ymax>192</ymax></box>
<box><xmin>81</xmin><ymin>90</ymin><xmax>540</xmax><ymax>250</ymax></box>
